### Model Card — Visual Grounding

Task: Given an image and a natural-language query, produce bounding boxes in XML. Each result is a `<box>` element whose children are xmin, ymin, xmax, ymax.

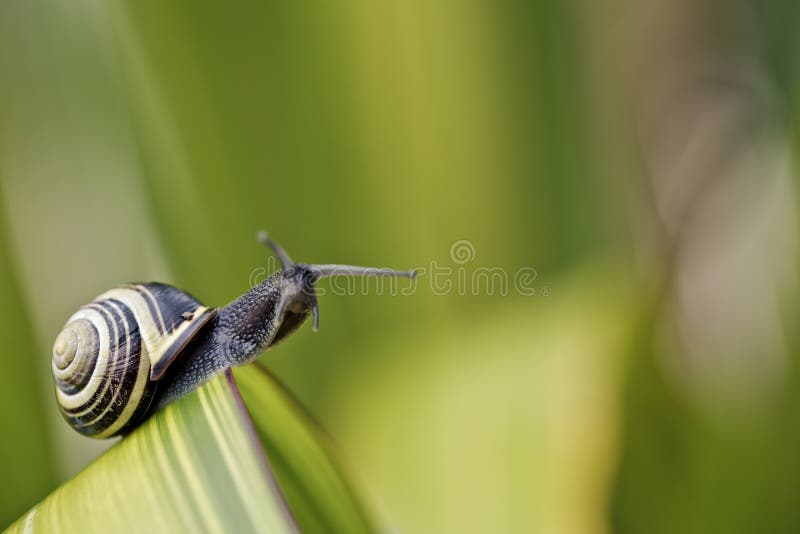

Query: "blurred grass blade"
<box><xmin>5</xmin><ymin>372</ymin><xmax>298</xmax><ymax>534</ymax></box>
<box><xmin>233</xmin><ymin>364</ymin><xmax>374</xmax><ymax>534</ymax></box>
<box><xmin>0</xmin><ymin>188</ymin><xmax>57</xmax><ymax>527</ymax></box>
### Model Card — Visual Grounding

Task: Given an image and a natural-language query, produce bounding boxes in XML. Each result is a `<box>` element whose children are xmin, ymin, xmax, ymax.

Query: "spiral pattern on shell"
<box><xmin>52</xmin><ymin>284</ymin><xmax>216</xmax><ymax>438</ymax></box>
<box><xmin>53</xmin><ymin>298</ymin><xmax>155</xmax><ymax>438</ymax></box>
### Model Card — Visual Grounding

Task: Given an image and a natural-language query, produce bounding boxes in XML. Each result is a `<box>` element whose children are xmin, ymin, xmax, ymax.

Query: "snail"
<box><xmin>52</xmin><ymin>231</ymin><xmax>416</xmax><ymax>438</ymax></box>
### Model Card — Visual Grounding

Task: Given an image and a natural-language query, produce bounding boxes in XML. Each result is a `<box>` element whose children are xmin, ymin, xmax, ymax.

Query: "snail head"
<box><xmin>256</xmin><ymin>230</ymin><xmax>416</xmax><ymax>332</ymax></box>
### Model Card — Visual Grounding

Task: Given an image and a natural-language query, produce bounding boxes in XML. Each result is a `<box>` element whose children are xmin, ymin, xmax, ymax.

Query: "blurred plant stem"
<box><xmin>611</xmin><ymin>1</ymin><xmax>800</xmax><ymax>532</ymax></box>
<box><xmin>0</xmin><ymin>186</ymin><xmax>57</xmax><ymax>526</ymax></box>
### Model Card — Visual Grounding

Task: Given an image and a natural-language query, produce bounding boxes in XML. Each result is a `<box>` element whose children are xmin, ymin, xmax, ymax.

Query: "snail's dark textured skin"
<box><xmin>155</xmin><ymin>267</ymin><xmax>316</xmax><ymax>408</ymax></box>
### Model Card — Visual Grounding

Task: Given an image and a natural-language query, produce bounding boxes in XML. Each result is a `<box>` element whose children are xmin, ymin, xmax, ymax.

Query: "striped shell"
<box><xmin>52</xmin><ymin>283</ymin><xmax>217</xmax><ymax>438</ymax></box>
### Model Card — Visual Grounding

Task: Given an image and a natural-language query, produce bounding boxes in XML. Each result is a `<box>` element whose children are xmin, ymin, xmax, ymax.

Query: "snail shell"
<box><xmin>52</xmin><ymin>283</ymin><xmax>217</xmax><ymax>438</ymax></box>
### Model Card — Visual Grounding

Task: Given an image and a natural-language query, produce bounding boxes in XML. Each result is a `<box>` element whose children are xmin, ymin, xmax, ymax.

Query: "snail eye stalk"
<box><xmin>257</xmin><ymin>230</ymin><xmax>295</xmax><ymax>270</ymax></box>
<box><xmin>310</xmin><ymin>265</ymin><xmax>417</xmax><ymax>279</ymax></box>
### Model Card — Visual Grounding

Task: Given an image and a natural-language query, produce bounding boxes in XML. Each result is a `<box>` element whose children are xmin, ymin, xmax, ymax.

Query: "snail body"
<box><xmin>52</xmin><ymin>233</ymin><xmax>415</xmax><ymax>438</ymax></box>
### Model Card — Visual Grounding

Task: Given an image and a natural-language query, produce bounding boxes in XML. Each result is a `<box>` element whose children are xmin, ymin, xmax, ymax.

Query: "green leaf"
<box><xmin>9</xmin><ymin>365</ymin><xmax>372</xmax><ymax>533</ymax></box>
<box><xmin>233</xmin><ymin>364</ymin><xmax>375</xmax><ymax>534</ymax></box>
<box><xmin>0</xmin><ymin>185</ymin><xmax>57</xmax><ymax>527</ymax></box>
<box><xmin>5</xmin><ymin>365</ymin><xmax>373</xmax><ymax>533</ymax></box>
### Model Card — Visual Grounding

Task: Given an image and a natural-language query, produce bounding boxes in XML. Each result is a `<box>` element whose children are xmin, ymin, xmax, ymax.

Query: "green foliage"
<box><xmin>0</xmin><ymin>189</ymin><xmax>57</xmax><ymax>525</ymax></box>
<box><xmin>5</xmin><ymin>365</ymin><xmax>371</xmax><ymax>534</ymax></box>
<box><xmin>1</xmin><ymin>0</ymin><xmax>799</xmax><ymax>532</ymax></box>
<box><xmin>233</xmin><ymin>366</ymin><xmax>374</xmax><ymax>534</ymax></box>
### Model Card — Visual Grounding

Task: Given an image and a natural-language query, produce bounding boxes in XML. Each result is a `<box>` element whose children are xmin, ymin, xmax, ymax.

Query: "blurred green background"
<box><xmin>1</xmin><ymin>0</ymin><xmax>799</xmax><ymax>532</ymax></box>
